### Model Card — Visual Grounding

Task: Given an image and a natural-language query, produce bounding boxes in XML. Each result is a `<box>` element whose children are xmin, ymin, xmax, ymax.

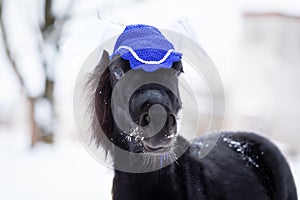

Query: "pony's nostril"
<box><xmin>167</xmin><ymin>114</ymin><xmax>176</xmax><ymax>129</ymax></box>
<box><xmin>140</xmin><ymin>113</ymin><xmax>151</xmax><ymax>126</ymax></box>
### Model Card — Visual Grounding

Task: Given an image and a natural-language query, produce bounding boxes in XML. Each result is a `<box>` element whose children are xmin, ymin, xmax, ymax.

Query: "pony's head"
<box><xmin>87</xmin><ymin>25</ymin><xmax>184</xmax><ymax>161</ymax></box>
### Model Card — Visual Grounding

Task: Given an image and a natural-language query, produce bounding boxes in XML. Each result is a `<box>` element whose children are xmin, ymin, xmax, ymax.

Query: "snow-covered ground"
<box><xmin>0</xmin><ymin>127</ymin><xmax>299</xmax><ymax>200</ymax></box>
<box><xmin>0</xmin><ymin>127</ymin><xmax>113</xmax><ymax>200</ymax></box>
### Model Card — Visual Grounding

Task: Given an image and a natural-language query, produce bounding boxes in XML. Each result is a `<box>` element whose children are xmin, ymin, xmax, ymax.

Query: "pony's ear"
<box><xmin>86</xmin><ymin>50</ymin><xmax>113</xmax><ymax>153</ymax></box>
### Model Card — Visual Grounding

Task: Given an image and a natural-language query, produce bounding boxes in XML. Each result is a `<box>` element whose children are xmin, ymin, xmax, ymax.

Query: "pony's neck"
<box><xmin>110</xmin><ymin>128</ymin><xmax>189</xmax><ymax>199</ymax></box>
<box><xmin>112</xmin><ymin>164</ymin><xmax>186</xmax><ymax>200</ymax></box>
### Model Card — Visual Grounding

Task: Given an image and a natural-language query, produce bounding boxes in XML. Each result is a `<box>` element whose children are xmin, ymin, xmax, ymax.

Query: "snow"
<box><xmin>238</xmin><ymin>0</ymin><xmax>300</xmax><ymax>16</ymax></box>
<box><xmin>0</xmin><ymin>128</ymin><xmax>113</xmax><ymax>200</ymax></box>
<box><xmin>1</xmin><ymin>0</ymin><xmax>45</xmax><ymax>97</ymax></box>
<box><xmin>223</xmin><ymin>137</ymin><xmax>260</xmax><ymax>168</ymax></box>
<box><xmin>0</xmin><ymin>128</ymin><xmax>299</xmax><ymax>200</ymax></box>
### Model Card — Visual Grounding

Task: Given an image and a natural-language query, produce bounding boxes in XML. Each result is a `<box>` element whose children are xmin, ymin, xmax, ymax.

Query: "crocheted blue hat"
<box><xmin>111</xmin><ymin>24</ymin><xmax>182</xmax><ymax>72</ymax></box>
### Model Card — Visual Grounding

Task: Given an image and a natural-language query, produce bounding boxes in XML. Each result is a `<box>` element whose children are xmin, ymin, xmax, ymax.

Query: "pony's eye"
<box><xmin>113</xmin><ymin>67</ymin><xmax>124</xmax><ymax>80</ymax></box>
<box><xmin>175</xmin><ymin>69</ymin><xmax>183</xmax><ymax>77</ymax></box>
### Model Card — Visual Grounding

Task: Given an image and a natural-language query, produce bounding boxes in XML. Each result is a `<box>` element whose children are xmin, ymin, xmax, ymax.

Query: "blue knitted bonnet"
<box><xmin>111</xmin><ymin>24</ymin><xmax>182</xmax><ymax>72</ymax></box>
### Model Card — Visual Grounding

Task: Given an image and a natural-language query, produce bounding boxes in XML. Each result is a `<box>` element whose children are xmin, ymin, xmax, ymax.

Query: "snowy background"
<box><xmin>0</xmin><ymin>0</ymin><xmax>300</xmax><ymax>199</ymax></box>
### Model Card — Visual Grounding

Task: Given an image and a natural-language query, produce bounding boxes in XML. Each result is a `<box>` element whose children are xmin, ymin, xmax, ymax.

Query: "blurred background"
<box><xmin>0</xmin><ymin>0</ymin><xmax>299</xmax><ymax>199</ymax></box>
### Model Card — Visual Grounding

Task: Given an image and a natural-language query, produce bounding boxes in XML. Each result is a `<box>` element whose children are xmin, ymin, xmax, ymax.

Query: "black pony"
<box><xmin>86</xmin><ymin>51</ymin><xmax>297</xmax><ymax>200</ymax></box>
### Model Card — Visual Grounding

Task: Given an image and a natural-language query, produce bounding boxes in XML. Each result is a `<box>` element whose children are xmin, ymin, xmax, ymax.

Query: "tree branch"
<box><xmin>41</xmin><ymin>0</ymin><xmax>55</xmax><ymax>33</ymax></box>
<box><xmin>0</xmin><ymin>0</ymin><xmax>28</xmax><ymax>94</ymax></box>
<box><xmin>41</xmin><ymin>0</ymin><xmax>74</xmax><ymax>41</ymax></box>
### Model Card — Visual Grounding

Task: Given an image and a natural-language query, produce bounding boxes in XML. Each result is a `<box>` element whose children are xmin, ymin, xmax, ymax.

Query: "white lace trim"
<box><xmin>116</xmin><ymin>45</ymin><xmax>175</xmax><ymax>65</ymax></box>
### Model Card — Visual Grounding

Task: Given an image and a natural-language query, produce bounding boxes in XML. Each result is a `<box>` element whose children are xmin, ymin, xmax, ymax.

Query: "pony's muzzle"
<box><xmin>142</xmin><ymin>112</ymin><xmax>177</xmax><ymax>151</ymax></box>
<box><xmin>129</xmin><ymin>87</ymin><xmax>178</xmax><ymax>151</ymax></box>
